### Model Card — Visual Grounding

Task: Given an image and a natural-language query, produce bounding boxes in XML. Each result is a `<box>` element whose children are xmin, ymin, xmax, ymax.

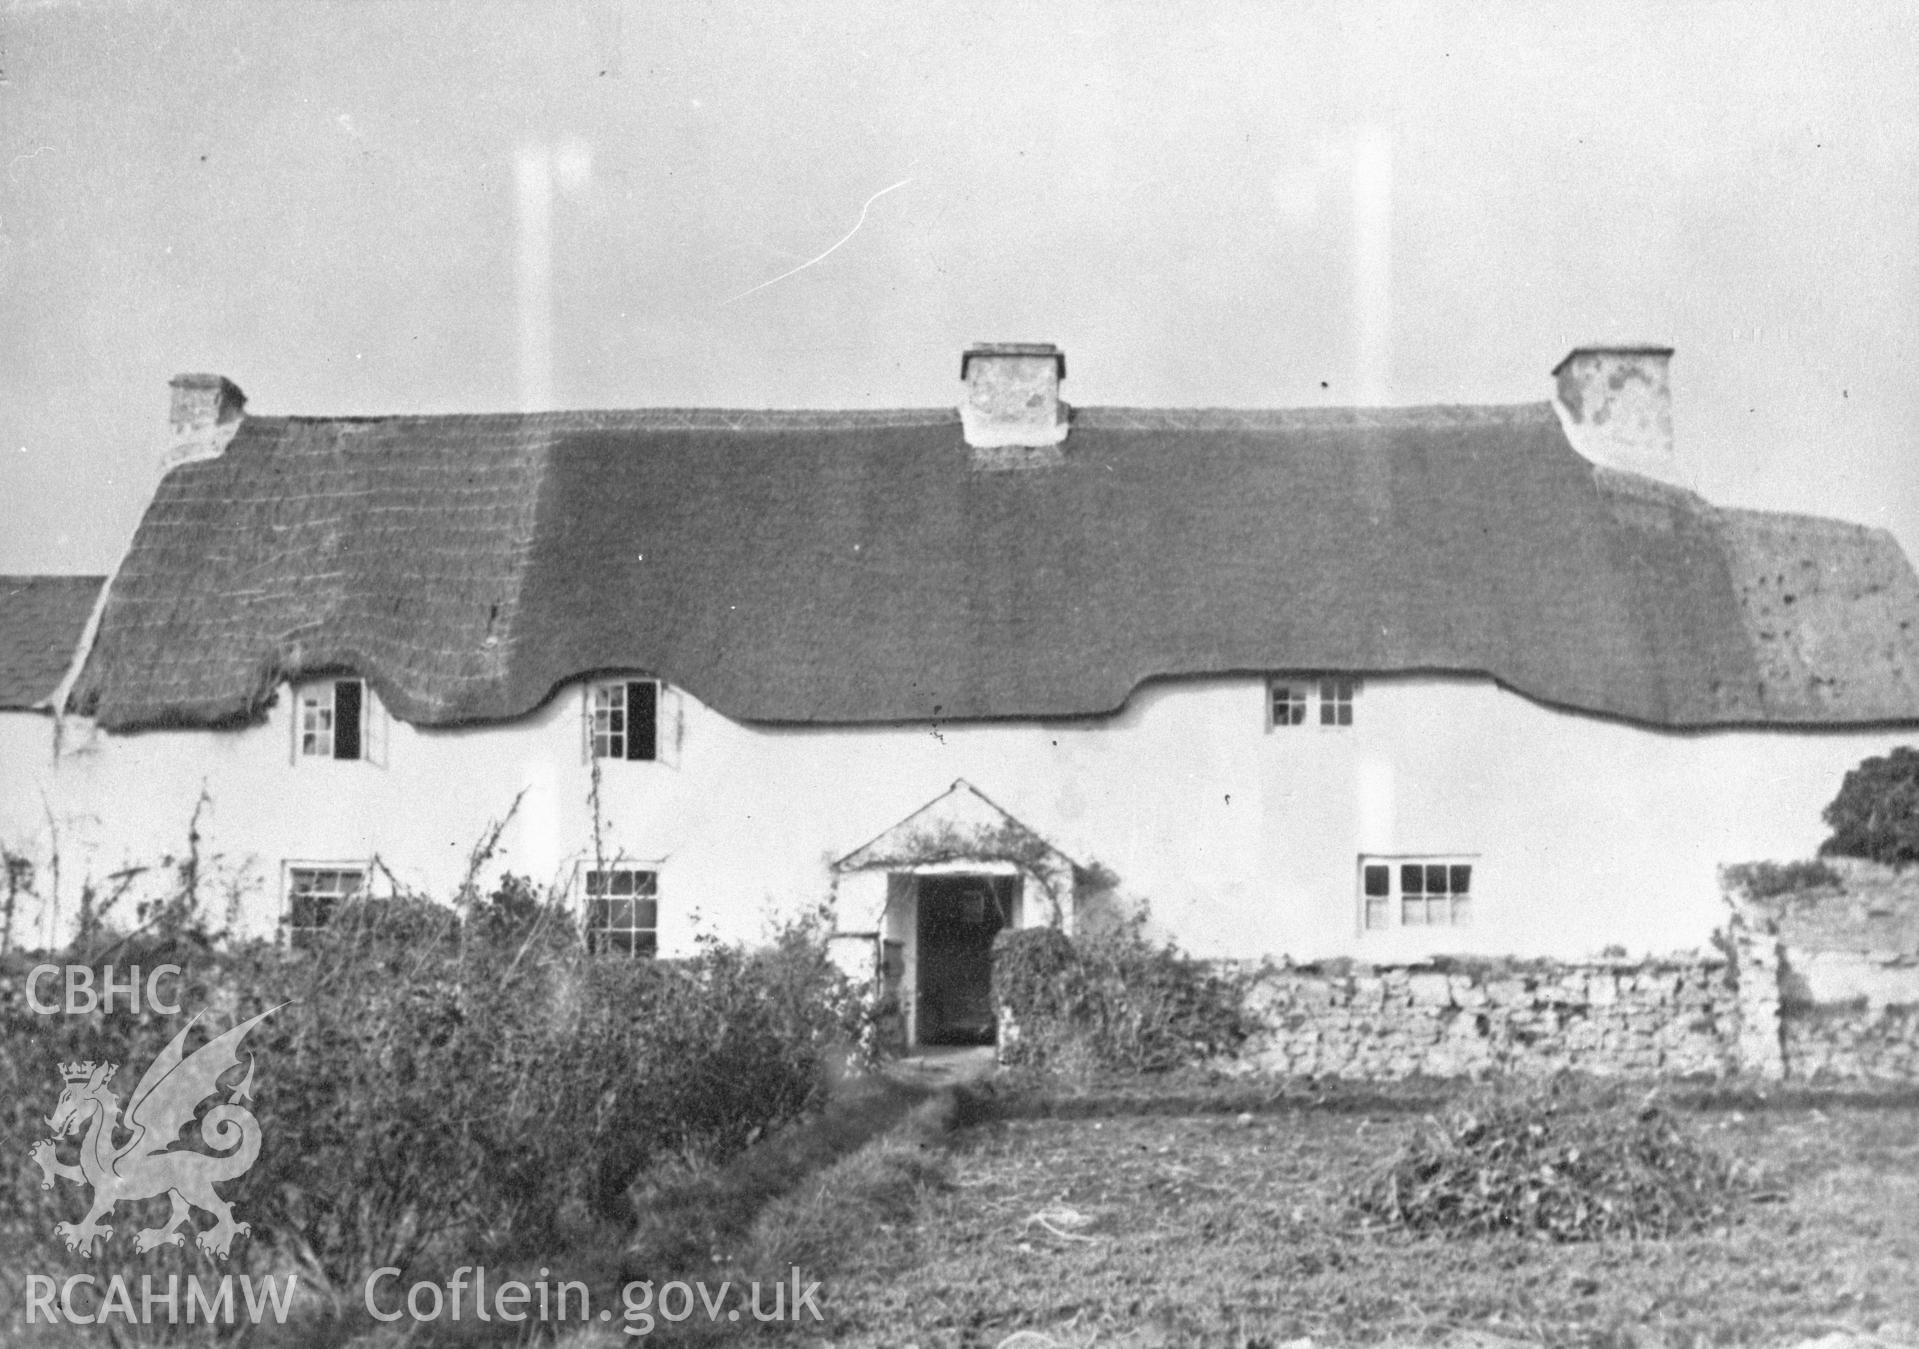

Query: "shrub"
<box><xmin>1722</xmin><ymin>858</ymin><xmax>1843</xmax><ymax>901</ymax></box>
<box><xmin>1</xmin><ymin>889</ymin><xmax>867</xmax><ymax>1295</ymax></box>
<box><xmin>1354</xmin><ymin>1075</ymin><xmax>1751</xmax><ymax>1241</ymax></box>
<box><xmin>1820</xmin><ymin>746</ymin><xmax>1919</xmax><ymax>869</ymax></box>
<box><xmin>994</xmin><ymin>907</ymin><xmax>1253</xmax><ymax>1075</ymax></box>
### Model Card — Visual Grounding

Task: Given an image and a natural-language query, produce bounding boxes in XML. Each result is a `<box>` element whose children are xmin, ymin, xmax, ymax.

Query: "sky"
<box><xmin>2</xmin><ymin>1</ymin><xmax>1916</xmax><ymax>574</ymax></box>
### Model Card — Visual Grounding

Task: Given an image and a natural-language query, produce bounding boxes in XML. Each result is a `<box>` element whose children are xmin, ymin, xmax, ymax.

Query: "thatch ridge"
<box><xmin>65</xmin><ymin>399</ymin><xmax>1919</xmax><ymax>732</ymax></box>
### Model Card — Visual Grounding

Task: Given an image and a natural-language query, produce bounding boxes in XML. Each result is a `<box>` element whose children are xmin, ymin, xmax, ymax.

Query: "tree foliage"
<box><xmin>1819</xmin><ymin>746</ymin><xmax>1919</xmax><ymax>869</ymax></box>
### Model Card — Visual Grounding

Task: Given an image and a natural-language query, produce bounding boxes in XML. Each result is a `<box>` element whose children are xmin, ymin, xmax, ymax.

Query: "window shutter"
<box><xmin>334</xmin><ymin>680</ymin><xmax>363</xmax><ymax>760</ymax></box>
<box><xmin>581</xmin><ymin>686</ymin><xmax>594</xmax><ymax>764</ymax></box>
<box><xmin>361</xmin><ymin>683</ymin><xmax>387</xmax><ymax>767</ymax></box>
<box><xmin>627</xmin><ymin>680</ymin><xmax>659</xmax><ymax>761</ymax></box>
<box><xmin>658</xmin><ymin>683</ymin><xmax>684</xmax><ymax>768</ymax></box>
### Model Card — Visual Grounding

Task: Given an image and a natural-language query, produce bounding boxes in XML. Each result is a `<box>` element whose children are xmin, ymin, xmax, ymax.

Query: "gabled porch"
<box><xmin>829</xmin><ymin>779</ymin><xmax>1081</xmax><ymax>1049</ymax></box>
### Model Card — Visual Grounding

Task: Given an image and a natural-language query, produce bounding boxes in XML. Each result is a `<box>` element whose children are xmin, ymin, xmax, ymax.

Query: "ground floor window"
<box><xmin>584</xmin><ymin>868</ymin><xmax>659</xmax><ymax>956</ymax></box>
<box><xmin>1361</xmin><ymin>856</ymin><xmax>1473</xmax><ymax>930</ymax></box>
<box><xmin>285</xmin><ymin>865</ymin><xmax>367</xmax><ymax>945</ymax></box>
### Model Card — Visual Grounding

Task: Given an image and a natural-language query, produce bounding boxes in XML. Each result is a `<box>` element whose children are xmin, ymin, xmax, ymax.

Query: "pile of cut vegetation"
<box><xmin>1355</xmin><ymin>1076</ymin><xmax>1753</xmax><ymax>1240</ymax></box>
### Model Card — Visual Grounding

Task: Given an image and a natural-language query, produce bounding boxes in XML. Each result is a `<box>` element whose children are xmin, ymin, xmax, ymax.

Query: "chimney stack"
<box><xmin>1550</xmin><ymin>346</ymin><xmax>1685</xmax><ymax>485</ymax></box>
<box><xmin>959</xmin><ymin>343</ymin><xmax>1068</xmax><ymax>449</ymax></box>
<box><xmin>164</xmin><ymin>373</ymin><xmax>247</xmax><ymax>471</ymax></box>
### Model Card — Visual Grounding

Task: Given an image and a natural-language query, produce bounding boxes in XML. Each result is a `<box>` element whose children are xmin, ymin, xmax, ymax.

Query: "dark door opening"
<box><xmin>915</xmin><ymin>874</ymin><xmax>1016</xmax><ymax>1046</ymax></box>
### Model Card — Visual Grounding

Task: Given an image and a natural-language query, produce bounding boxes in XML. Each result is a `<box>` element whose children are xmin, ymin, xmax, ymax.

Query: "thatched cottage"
<box><xmin>5</xmin><ymin>343</ymin><xmax>1919</xmax><ymax>1045</ymax></box>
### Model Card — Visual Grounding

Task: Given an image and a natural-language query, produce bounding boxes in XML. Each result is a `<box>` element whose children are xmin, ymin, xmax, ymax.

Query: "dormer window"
<box><xmin>1319</xmin><ymin>678</ymin><xmax>1356</xmax><ymax>726</ymax></box>
<box><xmin>299</xmin><ymin>679</ymin><xmax>366</xmax><ymax>760</ymax></box>
<box><xmin>589</xmin><ymin>679</ymin><xmax>659</xmax><ymax>761</ymax></box>
<box><xmin>1268</xmin><ymin>677</ymin><xmax>1359</xmax><ymax>730</ymax></box>
<box><xmin>1270</xmin><ymin>683</ymin><xmax>1309</xmax><ymax>726</ymax></box>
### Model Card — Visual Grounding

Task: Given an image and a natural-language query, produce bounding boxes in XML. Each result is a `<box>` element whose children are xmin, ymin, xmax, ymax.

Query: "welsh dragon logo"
<box><xmin>31</xmin><ymin>1006</ymin><xmax>282</xmax><ymax>1260</ymax></box>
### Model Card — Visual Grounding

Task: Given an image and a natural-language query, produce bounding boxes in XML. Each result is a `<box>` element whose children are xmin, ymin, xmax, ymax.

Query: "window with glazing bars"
<box><xmin>1268</xmin><ymin>677</ymin><xmax>1358</xmax><ymax>729</ymax></box>
<box><xmin>584</xmin><ymin>868</ymin><xmax>659</xmax><ymax>956</ymax></box>
<box><xmin>589</xmin><ymin>680</ymin><xmax>659</xmax><ymax>761</ymax></box>
<box><xmin>1361</xmin><ymin>859</ymin><xmax>1473</xmax><ymax>929</ymax></box>
<box><xmin>285</xmin><ymin>866</ymin><xmax>366</xmax><ymax>945</ymax></box>
<box><xmin>299</xmin><ymin>679</ymin><xmax>365</xmax><ymax>759</ymax></box>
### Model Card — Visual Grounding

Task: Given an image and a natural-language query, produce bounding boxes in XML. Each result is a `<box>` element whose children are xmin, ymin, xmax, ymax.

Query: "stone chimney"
<box><xmin>1550</xmin><ymin>346</ymin><xmax>1686</xmax><ymax>485</ymax></box>
<box><xmin>959</xmin><ymin>343</ymin><xmax>1068</xmax><ymax>450</ymax></box>
<box><xmin>164</xmin><ymin>373</ymin><xmax>247</xmax><ymax>471</ymax></box>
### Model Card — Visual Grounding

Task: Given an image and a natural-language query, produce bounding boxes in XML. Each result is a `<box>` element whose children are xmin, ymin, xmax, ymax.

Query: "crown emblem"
<box><xmin>36</xmin><ymin>1007</ymin><xmax>282</xmax><ymax>1261</ymax></box>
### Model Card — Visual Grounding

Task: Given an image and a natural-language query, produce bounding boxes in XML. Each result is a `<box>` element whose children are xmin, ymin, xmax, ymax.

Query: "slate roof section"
<box><xmin>67</xmin><ymin>401</ymin><xmax>1919</xmax><ymax>732</ymax></box>
<box><xmin>0</xmin><ymin>575</ymin><xmax>104</xmax><ymax>710</ymax></box>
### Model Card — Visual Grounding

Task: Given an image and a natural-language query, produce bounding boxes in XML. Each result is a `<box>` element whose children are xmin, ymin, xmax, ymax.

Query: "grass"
<box><xmin>11</xmin><ymin>1076</ymin><xmax>1915</xmax><ymax>1347</ymax></box>
<box><xmin>800</xmin><ymin>1086</ymin><xmax>1919</xmax><ymax>1348</ymax></box>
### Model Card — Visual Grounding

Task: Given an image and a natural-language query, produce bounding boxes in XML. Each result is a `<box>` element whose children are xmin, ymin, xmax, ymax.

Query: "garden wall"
<box><xmin>1743</xmin><ymin>860</ymin><xmax>1919</xmax><ymax>1083</ymax></box>
<box><xmin>1234</xmin><ymin>958</ymin><xmax>1738</xmax><ymax>1079</ymax></box>
<box><xmin>1217</xmin><ymin>864</ymin><xmax>1919</xmax><ymax>1082</ymax></box>
<box><xmin>1779</xmin><ymin>995</ymin><xmax>1919</xmax><ymax>1081</ymax></box>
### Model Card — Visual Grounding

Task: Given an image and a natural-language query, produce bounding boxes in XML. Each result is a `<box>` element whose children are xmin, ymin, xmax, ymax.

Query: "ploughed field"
<box><xmin>811</xmin><ymin>1093</ymin><xmax>1919</xmax><ymax>1349</ymax></box>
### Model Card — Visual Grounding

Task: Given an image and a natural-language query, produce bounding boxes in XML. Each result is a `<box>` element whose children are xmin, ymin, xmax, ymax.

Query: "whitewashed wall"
<box><xmin>1</xmin><ymin>673</ymin><xmax>1910</xmax><ymax>960</ymax></box>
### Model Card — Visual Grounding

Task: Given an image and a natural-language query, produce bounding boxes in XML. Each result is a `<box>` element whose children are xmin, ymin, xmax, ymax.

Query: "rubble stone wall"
<box><xmin>1736</xmin><ymin>863</ymin><xmax>1919</xmax><ymax>1082</ymax></box>
<box><xmin>1233</xmin><ymin>959</ymin><xmax>1739</xmax><ymax>1079</ymax></box>
<box><xmin>1780</xmin><ymin>998</ymin><xmax>1919</xmax><ymax>1082</ymax></box>
<box><xmin>1212</xmin><ymin>871</ymin><xmax>1919</xmax><ymax>1082</ymax></box>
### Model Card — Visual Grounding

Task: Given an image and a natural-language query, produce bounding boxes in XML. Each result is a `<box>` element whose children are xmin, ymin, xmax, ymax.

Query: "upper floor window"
<box><xmin>589</xmin><ymin>679</ymin><xmax>659</xmax><ymax>761</ymax></box>
<box><xmin>1319</xmin><ymin>678</ymin><xmax>1356</xmax><ymax>726</ymax></box>
<box><xmin>1269</xmin><ymin>677</ymin><xmax>1359</xmax><ymax>730</ymax></box>
<box><xmin>1361</xmin><ymin>857</ymin><xmax>1473</xmax><ymax>930</ymax></box>
<box><xmin>1270</xmin><ymin>683</ymin><xmax>1309</xmax><ymax>726</ymax></box>
<box><xmin>299</xmin><ymin>678</ymin><xmax>366</xmax><ymax>759</ymax></box>
<box><xmin>285</xmin><ymin>864</ymin><xmax>367</xmax><ymax>946</ymax></box>
<box><xmin>583</xmin><ymin>867</ymin><xmax>658</xmax><ymax>957</ymax></box>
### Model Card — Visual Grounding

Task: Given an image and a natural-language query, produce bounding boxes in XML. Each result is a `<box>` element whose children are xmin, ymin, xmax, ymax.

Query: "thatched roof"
<box><xmin>0</xmin><ymin>575</ymin><xmax>103</xmax><ymax>710</ymax></box>
<box><xmin>65</xmin><ymin>401</ymin><xmax>1919</xmax><ymax>732</ymax></box>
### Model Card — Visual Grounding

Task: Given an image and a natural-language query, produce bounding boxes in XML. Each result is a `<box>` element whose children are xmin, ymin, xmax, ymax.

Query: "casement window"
<box><xmin>298</xmin><ymin>678</ymin><xmax>368</xmax><ymax>760</ymax></box>
<box><xmin>1268</xmin><ymin>677</ymin><xmax>1359</xmax><ymax>730</ymax></box>
<box><xmin>1318</xmin><ymin>678</ymin><xmax>1356</xmax><ymax>726</ymax></box>
<box><xmin>1269</xmin><ymin>682</ymin><xmax>1309</xmax><ymax>727</ymax></box>
<box><xmin>285</xmin><ymin>865</ymin><xmax>367</xmax><ymax>945</ymax></box>
<box><xmin>1360</xmin><ymin>857</ymin><xmax>1474</xmax><ymax>930</ymax></box>
<box><xmin>583</xmin><ymin>867</ymin><xmax>659</xmax><ymax>957</ymax></box>
<box><xmin>588</xmin><ymin>679</ymin><xmax>660</xmax><ymax>761</ymax></box>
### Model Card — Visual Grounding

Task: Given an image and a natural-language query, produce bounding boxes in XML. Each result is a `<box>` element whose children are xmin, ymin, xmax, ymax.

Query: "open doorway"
<box><xmin>914</xmin><ymin>874</ymin><xmax>1018</xmax><ymax>1045</ymax></box>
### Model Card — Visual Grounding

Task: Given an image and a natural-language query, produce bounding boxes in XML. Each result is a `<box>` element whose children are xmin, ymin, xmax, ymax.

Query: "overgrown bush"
<box><xmin>1354</xmin><ymin>1075</ymin><xmax>1752</xmax><ymax>1241</ymax></box>
<box><xmin>994</xmin><ymin>906</ymin><xmax>1252</xmax><ymax>1075</ymax></box>
<box><xmin>1722</xmin><ymin>858</ymin><xmax>1843</xmax><ymax>901</ymax></box>
<box><xmin>1820</xmin><ymin>746</ymin><xmax>1919</xmax><ymax>869</ymax></box>
<box><xmin>1</xmin><ymin>876</ymin><xmax>867</xmax><ymax>1299</ymax></box>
